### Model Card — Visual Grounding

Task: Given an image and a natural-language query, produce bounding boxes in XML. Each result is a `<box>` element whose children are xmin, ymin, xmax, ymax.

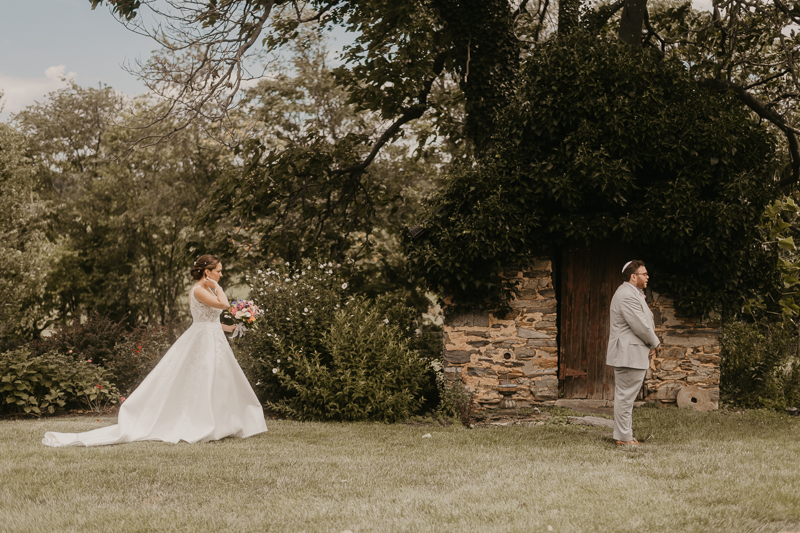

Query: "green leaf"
<box><xmin>779</xmin><ymin>237</ymin><xmax>796</xmax><ymax>251</ymax></box>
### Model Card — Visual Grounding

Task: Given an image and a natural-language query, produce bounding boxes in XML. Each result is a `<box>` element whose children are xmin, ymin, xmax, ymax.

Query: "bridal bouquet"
<box><xmin>224</xmin><ymin>299</ymin><xmax>261</xmax><ymax>338</ymax></box>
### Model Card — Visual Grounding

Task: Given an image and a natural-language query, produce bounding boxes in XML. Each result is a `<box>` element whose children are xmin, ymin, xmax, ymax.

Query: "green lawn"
<box><xmin>1</xmin><ymin>407</ymin><xmax>798</xmax><ymax>533</ymax></box>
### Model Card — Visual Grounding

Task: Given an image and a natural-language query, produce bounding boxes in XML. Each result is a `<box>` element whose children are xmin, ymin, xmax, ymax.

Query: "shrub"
<box><xmin>266</xmin><ymin>297</ymin><xmax>431</xmax><ymax>422</ymax></box>
<box><xmin>29</xmin><ymin>312</ymin><xmax>183</xmax><ymax>397</ymax></box>
<box><xmin>0</xmin><ymin>349</ymin><xmax>120</xmax><ymax>416</ymax></box>
<box><xmin>30</xmin><ymin>312</ymin><xmax>127</xmax><ymax>366</ymax></box>
<box><xmin>721</xmin><ymin>320</ymin><xmax>800</xmax><ymax>409</ymax></box>
<box><xmin>234</xmin><ymin>260</ymin><xmax>350</xmax><ymax>404</ymax></box>
<box><xmin>235</xmin><ymin>261</ymin><xmax>436</xmax><ymax>421</ymax></box>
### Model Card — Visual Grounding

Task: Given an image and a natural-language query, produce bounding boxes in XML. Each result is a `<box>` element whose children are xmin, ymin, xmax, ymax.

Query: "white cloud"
<box><xmin>0</xmin><ymin>65</ymin><xmax>77</xmax><ymax>120</ymax></box>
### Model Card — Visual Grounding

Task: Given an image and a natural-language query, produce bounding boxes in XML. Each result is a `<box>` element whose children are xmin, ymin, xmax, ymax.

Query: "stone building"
<box><xmin>443</xmin><ymin>243</ymin><xmax>720</xmax><ymax>412</ymax></box>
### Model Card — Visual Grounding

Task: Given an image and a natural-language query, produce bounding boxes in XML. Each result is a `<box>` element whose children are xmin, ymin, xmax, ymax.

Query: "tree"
<box><xmin>194</xmin><ymin>26</ymin><xmax>446</xmax><ymax>308</ymax></box>
<box><xmin>87</xmin><ymin>0</ymin><xmax>800</xmax><ymax>191</ymax></box>
<box><xmin>0</xmin><ymin>123</ymin><xmax>57</xmax><ymax>344</ymax></box>
<box><xmin>86</xmin><ymin>0</ymin><xmax>800</xmax><ymax>320</ymax></box>
<box><xmin>407</xmin><ymin>35</ymin><xmax>781</xmax><ymax>317</ymax></box>
<box><xmin>14</xmin><ymin>84</ymin><xmax>233</xmax><ymax>328</ymax></box>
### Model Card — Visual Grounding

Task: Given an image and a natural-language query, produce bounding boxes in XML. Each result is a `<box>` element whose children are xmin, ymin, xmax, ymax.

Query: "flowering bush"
<box><xmin>0</xmin><ymin>348</ymin><xmax>120</xmax><ymax>415</ymax></box>
<box><xmin>236</xmin><ymin>260</ymin><xmax>436</xmax><ymax>421</ymax></box>
<box><xmin>235</xmin><ymin>260</ymin><xmax>346</xmax><ymax>395</ymax></box>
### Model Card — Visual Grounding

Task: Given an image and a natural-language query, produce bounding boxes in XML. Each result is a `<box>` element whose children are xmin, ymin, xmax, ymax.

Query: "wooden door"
<box><xmin>559</xmin><ymin>242</ymin><xmax>633</xmax><ymax>400</ymax></box>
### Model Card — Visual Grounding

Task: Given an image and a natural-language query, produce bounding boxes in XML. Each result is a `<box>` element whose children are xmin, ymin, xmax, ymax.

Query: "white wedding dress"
<box><xmin>42</xmin><ymin>286</ymin><xmax>267</xmax><ymax>447</ymax></box>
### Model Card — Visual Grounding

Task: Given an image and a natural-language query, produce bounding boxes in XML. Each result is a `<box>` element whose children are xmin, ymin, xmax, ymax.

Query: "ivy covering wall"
<box><xmin>408</xmin><ymin>34</ymin><xmax>783</xmax><ymax>317</ymax></box>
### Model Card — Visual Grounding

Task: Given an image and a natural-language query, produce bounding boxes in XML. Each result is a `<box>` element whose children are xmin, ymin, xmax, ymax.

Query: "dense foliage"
<box><xmin>720</xmin><ymin>321</ymin><xmax>800</xmax><ymax>409</ymax></box>
<box><xmin>746</xmin><ymin>196</ymin><xmax>800</xmax><ymax>320</ymax></box>
<box><xmin>0</xmin><ymin>123</ymin><xmax>54</xmax><ymax>347</ymax></box>
<box><xmin>0</xmin><ymin>348</ymin><xmax>120</xmax><ymax>415</ymax></box>
<box><xmin>408</xmin><ymin>35</ymin><xmax>782</xmax><ymax>317</ymax></box>
<box><xmin>234</xmin><ymin>262</ymin><xmax>437</xmax><ymax>421</ymax></box>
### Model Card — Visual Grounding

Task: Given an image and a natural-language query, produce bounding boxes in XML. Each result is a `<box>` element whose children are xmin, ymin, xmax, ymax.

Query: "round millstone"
<box><xmin>676</xmin><ymin>385</ymin><xmax>714</xmax><ymax>411</ymax></box>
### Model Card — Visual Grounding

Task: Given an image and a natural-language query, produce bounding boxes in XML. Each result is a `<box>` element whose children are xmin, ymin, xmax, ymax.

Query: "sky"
<box><xmin>0</xmin><ymin>0</ymin><xmax>156</xmax><ymax>119</ymax></box>
<box><xmin>0</xmin><ymin>0</ymin><xmax>715</xmax><ymax>121</ymax></box>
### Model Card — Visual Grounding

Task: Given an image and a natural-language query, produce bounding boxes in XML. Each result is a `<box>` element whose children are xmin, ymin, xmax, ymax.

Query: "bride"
<box><xmin>42</xmin><ymin>255</ymin><xmax>267</xmax><ymax>447</ymax></box>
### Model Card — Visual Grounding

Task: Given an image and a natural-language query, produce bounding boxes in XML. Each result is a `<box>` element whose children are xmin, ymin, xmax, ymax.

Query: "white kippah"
<box><xmin>622</xmin><ymin>260</ymin><xmax>633</xmax><ymax>273</ymax></box>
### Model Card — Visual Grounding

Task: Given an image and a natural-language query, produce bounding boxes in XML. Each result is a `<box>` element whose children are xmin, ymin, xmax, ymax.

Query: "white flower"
<box><xmin>277</xmin><ymin>359</ymin><xmax>281</xmax><ymax>363</ymax></box>
<box><xmin>257</xmin><ymin>270</ymin><xmax>262</xmax><ymax>274</ymax></box>
<box><xmin>267</xmin><ymin>333</ymin><xmax>272</xmax><ymax>337</ymax></box>
<box><xmin>286</xmin><ymin>317</ymin><xmax>290</xmax><ymax>321</ymax></box>
<box><xmin>383</xmin><ymin>319</ymin><xmax>389</xmax><ymax>324</ymax></box>
<box><xmin>304</xmin><ymin>308</ymin><xmax>309</xmax><ymax>313</ymax></box>
<box><xmin>272</xmin><ymin>368</ymin><xmax>278</xmax><ymax>373</ymax></box>
<box><xmin>342</xmin><ymin>283</ymin><xmax>348</xmax><ymax>289</ymax></box>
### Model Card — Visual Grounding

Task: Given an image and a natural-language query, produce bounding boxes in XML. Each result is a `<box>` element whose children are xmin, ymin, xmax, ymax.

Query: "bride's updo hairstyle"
<box><xmin>191</xmin><ymin>254</ymin><xmax>220</xmax><ymax>281</ymax></box>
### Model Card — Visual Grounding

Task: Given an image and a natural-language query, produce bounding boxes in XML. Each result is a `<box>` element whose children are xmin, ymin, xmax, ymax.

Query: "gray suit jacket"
<box><xmin>606</xmin><ymin>282</ymin><xmax>660</xmax><ymax>369</ymax></box>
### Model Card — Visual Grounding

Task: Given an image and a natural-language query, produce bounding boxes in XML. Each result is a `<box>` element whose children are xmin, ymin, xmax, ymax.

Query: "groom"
<box><xmin>607</xmin><ymin>260</ymin><xmax>659</xmax><ymax>446</ymax></box>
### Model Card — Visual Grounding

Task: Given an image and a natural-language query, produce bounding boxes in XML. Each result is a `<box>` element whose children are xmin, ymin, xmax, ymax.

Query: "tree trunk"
<box><xmin>619</xmin><ymin>0</ymin><xmax>648</xmax><ymax>46</ymax></box>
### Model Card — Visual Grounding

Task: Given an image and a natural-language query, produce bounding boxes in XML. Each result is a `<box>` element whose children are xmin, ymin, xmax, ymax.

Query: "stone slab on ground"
<box><xmin>567</xmin><ymin>416</ymin><xmax>614</xmax><ymax>429</ymax></box>
<box><xmin>555</xmin><ymin>399</ymin><xmax>645</xmax><ymax>409</ymax></box>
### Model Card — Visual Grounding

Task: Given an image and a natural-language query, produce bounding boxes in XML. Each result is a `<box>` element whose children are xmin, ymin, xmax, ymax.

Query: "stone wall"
<box><xmin>442</xmin><ymin>256</ymin><xmax>721</xmax><ymax>411</ymax></box>
<box><xmin>645</xmin><ymin>291</ymin><xmax>720</xmax><ymax>408</ymax></box>
<box><xmin>442</xmin><ymin>259</ymin><xmax>559</xmax><ymax>410</ymax></box>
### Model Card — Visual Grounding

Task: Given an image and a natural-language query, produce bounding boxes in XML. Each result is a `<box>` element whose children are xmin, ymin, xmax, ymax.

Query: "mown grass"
<box><xmin>1</xmin><ymin>407</ymin><xmax>799</xmax><ymax>533</ymax></box>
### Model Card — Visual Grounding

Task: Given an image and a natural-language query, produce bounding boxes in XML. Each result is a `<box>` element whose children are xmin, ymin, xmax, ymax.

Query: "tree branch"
<box><xmin>643</xmin><ymin>7</ymin><xmax>674</xmax><ymax>53</ymax></box>
<box><xmin>773</xmin><ymin>0</ymin><xmax>800</xmax><ymax>26</ymax></box>
<box><xmin>534</xmin><ymin>0</ymin><xmax>551</xmax><ymax>42</ymax></box>
<box><xmin>334</xmin><ymin>51</ymin><xmax>448</xmax><ymax>175</ymax></box>
<box><xmin>745</xmin><ymin>69</ymin><xmax>790</xmax><ymax>90</ymax></box>
<box><xmin>698</xmin><ymin>78</ymin><xmax>800</xmax><ymax>186</ymax></box>
<box><xmin>511</xmin><ymin>0</ymin><xmax>531</xmax><ymax>19</ymax></box>
<box><xmin>594</xmin><ymin>0</ymin><xmax>626</xmax><ymax>26</ymax></box>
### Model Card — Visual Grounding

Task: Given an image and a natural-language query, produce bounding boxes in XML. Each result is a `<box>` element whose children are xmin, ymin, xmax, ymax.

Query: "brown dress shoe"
<box><xmin>615</xmin><ymin>438</ymin><xmax>641</xmax><ymax>446</ymax></box>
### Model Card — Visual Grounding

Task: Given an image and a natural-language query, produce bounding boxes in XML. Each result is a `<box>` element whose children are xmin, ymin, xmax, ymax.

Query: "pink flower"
<box><xmin>120</xmin><ymin>396</ymin><xmax>126</xmax><ymax>402</ymax></box>
<box><xmin>68</xmin><ymin>350</ymin><xmax>73</xmax><ymax>354</ymax></box>
<box><xmin>96</xmin><ymin>385</ymin><xmax>103</xmax><ymax>389</ymax></box>
<box><xmin>87</xmin><ymin>359</ymin><xmax>92</xmax><ymax>363</ymax></box>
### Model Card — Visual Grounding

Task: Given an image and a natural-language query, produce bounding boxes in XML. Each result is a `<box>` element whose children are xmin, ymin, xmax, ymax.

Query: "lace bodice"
<box><xmin>190</xmin><ymin>286</ymin><xmax>223</xmax><ymax>323</ymax></box>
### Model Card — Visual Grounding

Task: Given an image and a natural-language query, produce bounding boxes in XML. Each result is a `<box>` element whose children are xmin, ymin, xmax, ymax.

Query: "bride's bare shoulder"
<box><xmin>190</xmin><ymin>283</ymin><xmax>208</xmax><ymax>298</ymax></box>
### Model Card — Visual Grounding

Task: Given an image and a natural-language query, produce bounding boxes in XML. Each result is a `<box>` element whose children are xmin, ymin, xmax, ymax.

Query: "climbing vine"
<box><xmin>407</xmin><ymin>34</ymin><xmax>782</xmax><ymax>317</ymax></box>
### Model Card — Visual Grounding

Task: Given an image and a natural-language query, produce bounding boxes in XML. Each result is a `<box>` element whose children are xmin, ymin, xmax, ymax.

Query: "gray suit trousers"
<box><xmin>613</xmin><ymin>367</ymin><xmax>646</xmax><ymax>442</ymax></box>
